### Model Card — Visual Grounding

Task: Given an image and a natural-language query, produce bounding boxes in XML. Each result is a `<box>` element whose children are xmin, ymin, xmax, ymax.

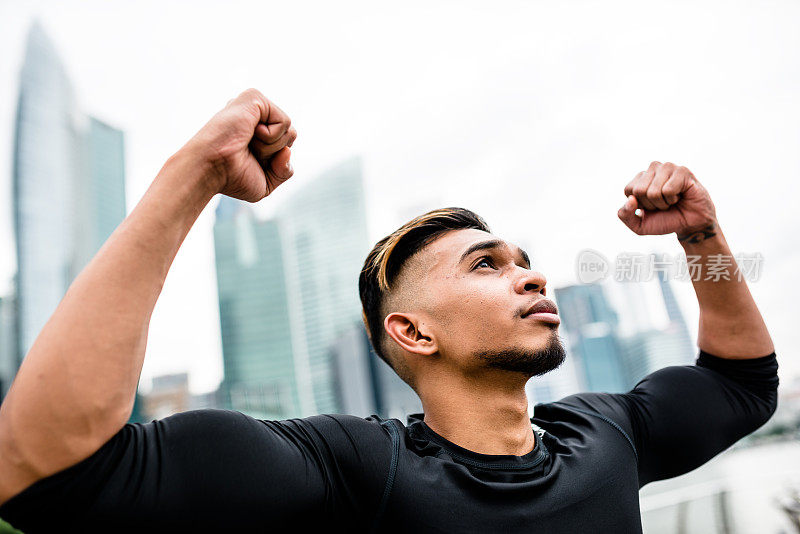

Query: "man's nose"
<box><xmin>514</xmin><ymin>269</ymin><xmax>547</xmax><ymax>296</ymax></box>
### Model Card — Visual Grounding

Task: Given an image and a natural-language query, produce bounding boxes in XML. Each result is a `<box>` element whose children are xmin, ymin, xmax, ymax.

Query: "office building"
<box><xmin>330</xmin><ymin>322</ymin><xmax>422</xmax><ymax>420</ymax></box>
<box><xmin>13</xmin><ymin>23</ymin><xmax>127</xmax><ymax>358</ymax></box>
<box><xmin>654</xmin><ymin>255</ymin><xmax>695</xmax><ymax>367</ymax></box>
<box><xmin>214</xmin><ymin>158</ymin><xmax>370</xmax><ymax>418</ymax></box>
<box><xmin>275</xmin><ymin>157</ymin><xmax>370</xmax><ymax>415</ymax></box>
<box><xmin>0</xmin><ymin>290</ymin><xmax>19</xmax><ymax>399</ymax></box>
<box><xmin>8</xmin><ymin>22</ymin><xmax>127</xmax><ymax>404</ymax></box>
<box><xmin>214</xmin><ymin>199</ymin><xmax>298</xmax><ymax>418</ymax></box>
<box><xmin>553</xmin><ymin>283</ymin><xmax>628</xmax><ymax>393</ymax></box>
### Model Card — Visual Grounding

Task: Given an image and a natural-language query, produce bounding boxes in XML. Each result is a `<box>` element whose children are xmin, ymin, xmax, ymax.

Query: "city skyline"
<box><xmin>0</xmin><ymin>22</ymin><xmax>127</xmax><ymax>398</ymax></box>
<box><xmin>214</xmin><ymin>158</ymin><xmax>370</xmax><ymax>418</ymax></box>
<box><xmin>0</xmin><ymin>6</ymin><xmax>797</xmax><ymax>532</ymax></box>
<box><xmin>1</xmin><ymin>3</ymin><xmax>798</xmax><ymax>395</ymax></box>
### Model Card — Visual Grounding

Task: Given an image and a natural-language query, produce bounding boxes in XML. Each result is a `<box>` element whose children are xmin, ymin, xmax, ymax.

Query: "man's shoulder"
<box><xmin>139</xmin><ymin>409</ymin><xmax>399</xmax><ymax>449</ymax></box>
<box><xmin>534</xmin><ymin>391</ymin><xmax>630</xmax><ymax>418</ymax></box>
<box><xmin>302</xmin><ymin>412</ymin><xmax>397</xmax><ymax>430</ymax></box>
<box><xmin>286</xmin><ymin>413</ymin><xmax>400</xmax><ymax>448</ymax></box>
<box><xmin>532</xmin><ymin>391</ymin><xmax>636</xmax><ymax>440</ymax></box>
<box><xmin>287</xmin><ymin>414</ymin><xmax>399</xmax><ymax>476</ymax></box>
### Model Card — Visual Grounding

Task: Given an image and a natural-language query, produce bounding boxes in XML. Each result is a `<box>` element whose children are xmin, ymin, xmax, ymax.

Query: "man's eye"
<box><xmin>473</xmin><ymin>257</ymin><xmax>495</xmax><ymax>270</ymax></box>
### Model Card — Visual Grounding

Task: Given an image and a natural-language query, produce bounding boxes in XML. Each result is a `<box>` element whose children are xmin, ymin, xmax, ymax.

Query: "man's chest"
<box><xmin>374</xmin><ymin>426</ymin><xmax>642</xmax><ymax>533</ymax></box>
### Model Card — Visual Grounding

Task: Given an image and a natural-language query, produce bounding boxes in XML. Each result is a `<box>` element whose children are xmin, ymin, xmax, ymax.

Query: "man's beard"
<box><xmin>474</xmin><ymin>329</ymin><xmax>566</xmax><ymax>376</ymax></box>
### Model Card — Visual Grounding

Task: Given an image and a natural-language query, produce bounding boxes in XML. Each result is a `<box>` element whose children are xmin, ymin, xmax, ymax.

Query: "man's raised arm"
<box><xmin>0</xmin><ymin>89</ymin><xmax>297</xmax><ymax>505</ymax></box>
<box><xmin>618</xmin><ymin>161</ymin><xmax>774</xmax><ymax>359</ymax></box>
<box><xmin>554</xmin><ymin>162</ymin><xmax>779</xmax><ymax>487</ymax></box>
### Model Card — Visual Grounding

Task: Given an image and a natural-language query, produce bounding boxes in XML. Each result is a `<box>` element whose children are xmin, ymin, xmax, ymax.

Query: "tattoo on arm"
<box><xmin>677</xmin><ymin>223</ymin><xmax>717</xmax><ymax>244</ymax></box>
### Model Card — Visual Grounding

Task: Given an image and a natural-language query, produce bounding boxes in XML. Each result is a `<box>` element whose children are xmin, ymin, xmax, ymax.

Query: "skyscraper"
<box><xmin>614</xmin><ymin>253</ymin><xmax>696</xmax><ymax>388</ymax></box>
<box><xmin>553</xmin><ymin>283</ymin><xmax>627</xmax><ymax>393</ymax></box>
<box><xmin>214</xmin><ymin>199</ymin><xmax>299</xmax><ymax>418</ymax></box>
<box><xmin>0</xmin><ymin>289</ymin><xmax>19</xmax><ymax>399</ymax></box>
<box><xmin>275</xmin><ymin>157</ymin><xmax>370</xmax><ymax>415</ymax></box>
<box><xmin>72</xmin><ymin>117</ymin><xmax>127</xmax><ymax>277</ymax></box>
<box><xmin>213</xmin><ymin>158</ymin><xmax>370</xmax><ymax>418</ymax></box>
<box><xmin>13</xmin><ymin>21</ymin><xmax>82</xmax><ymax>359</ymax></box>
<box><xmin>653</xmin><ymin>253</ymin><xmax>695</xmax><ymax>367</ymax></box>
<box><xmin>8</xmin><ymin>22</ymin><xmax>127</xmax><ymax>401</ymax></box>
<box><xmin>619</xmin><ymin>326</ymin><xmax>694</xmax><ymax>387</ymax></box>
<box><xmin>330</xmin><ymin>322</ymin><xmax>422</xmax><ymax>420</ymax></box>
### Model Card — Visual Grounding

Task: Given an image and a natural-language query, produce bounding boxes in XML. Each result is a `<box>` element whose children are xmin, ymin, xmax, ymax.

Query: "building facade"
<box><xmin>213</xmin><ymin>158</ymin><xmax>370</xmax><ymax>418</ymax></box>
<box><xmin>13</xmin><ymin>22</ymin><xmax>83</xmax><ymax>360</ymax></box>
<box><xmin>275</xmin><ymin>157</ymin><xmax>370</xmax><ymax>415</ymax></box>
<box><xmin>214</xmin><ymin>200</ymin><xmax>299</xmax><ymax>418</ymax></box>
<box><xmin>0</xmin><ymin>290</ymin><xmax>19</xmax><ymax>399</ymax></box>
<box><xmin>330</xmin><ymin>322</ymin><xmax>422</xmax><ymax>420</ymax></box>
<box><xmin>553</xmin><ymin>283</ymin><xmax>628</xmax><ymax>393</ymax></box>
<box><xmin>7</xmin><ymin>22</ymin><xmax>127</xmax><ymax>404</ymax></box>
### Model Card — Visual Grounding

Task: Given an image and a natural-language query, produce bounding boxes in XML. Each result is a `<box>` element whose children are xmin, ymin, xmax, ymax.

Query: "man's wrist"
<box><xmin>171</xmin><ymin>139</ymin><xmax>226</xmax><ymax>198</ymax></box>
<box><xmin>677</xmin><ymin>219</ymin><xmax>721</xmax><ymax>249</ymax></box>
<box><xmin>147</xmin><ymin>144</ymin><xmax>222</xmax><ymax>224</ymax></box>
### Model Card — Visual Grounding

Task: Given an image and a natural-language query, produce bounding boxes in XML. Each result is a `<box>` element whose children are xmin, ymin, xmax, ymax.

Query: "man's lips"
<box><xmin>521</xmin><ymin>299</ymin><xmax>560</xmax><ymax>325</ymax></box>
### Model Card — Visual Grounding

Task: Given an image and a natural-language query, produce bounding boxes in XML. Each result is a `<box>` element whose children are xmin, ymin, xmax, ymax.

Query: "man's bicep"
<box><xmin>616</xmin><ymin>353</ymin><xmax>778</xmax><ymax>487</ymax></box>
<box><xmin>0</xmin><ymin>409</ymin><xmax>329</xmax><ymax>531</ymax></box>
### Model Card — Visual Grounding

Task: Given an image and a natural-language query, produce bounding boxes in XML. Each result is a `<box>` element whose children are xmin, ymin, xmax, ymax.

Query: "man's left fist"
<box><xmin>618</xmin><ymin>161</ymin><xmax>717</xmax><ymax>237</ymax></box>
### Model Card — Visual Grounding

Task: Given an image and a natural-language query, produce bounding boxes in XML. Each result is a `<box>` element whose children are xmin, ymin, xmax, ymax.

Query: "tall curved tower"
<box><xmin>13</xmin><ymin>21</ymin><xmax>81</xmax><ymax>359</ymax></box>
<box><xmin>12</xmin><ymin>22</ymin><xmax>126</xmax><ymax>366</ymax></box>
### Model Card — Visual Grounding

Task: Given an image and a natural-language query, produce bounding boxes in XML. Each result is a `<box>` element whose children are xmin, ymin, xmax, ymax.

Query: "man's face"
<box><xmin>408</xmin><ymin>228</ymin><xmax>565</xmax><ymax>377</ymax></box>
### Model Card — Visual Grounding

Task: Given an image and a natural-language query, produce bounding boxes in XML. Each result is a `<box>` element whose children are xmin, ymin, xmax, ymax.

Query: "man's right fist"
<box><xmin>186</xmin><ymin>88</ymin><xmax>297</xmax><ymax>202</ymax></box>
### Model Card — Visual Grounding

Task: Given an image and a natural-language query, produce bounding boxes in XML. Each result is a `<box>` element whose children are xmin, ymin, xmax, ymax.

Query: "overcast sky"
<box><xmin>1</xmin><ymin>0</ymin><xmax>798</xmax><ymax>393</ymax></box>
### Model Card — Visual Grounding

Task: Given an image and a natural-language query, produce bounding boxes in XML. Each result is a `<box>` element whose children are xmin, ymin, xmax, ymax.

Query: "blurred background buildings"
<box><xmin>1</xmin><ymin>15</ymin><xmax>800</xmax><ymax>533</ymax></box>
<box><xmin>0</xmin><ymin>23</ymin><xmax>715</xmax><ymax>420</ymax></box>
<box><xmin>213</xmin><ymin>158</ymin><xmax>378</xmax><ymax>418</ymax></box>
<box><xmin>0</xmin><ymin>23</ymin><xmax>127</xmax><ymax>403</ymax></box>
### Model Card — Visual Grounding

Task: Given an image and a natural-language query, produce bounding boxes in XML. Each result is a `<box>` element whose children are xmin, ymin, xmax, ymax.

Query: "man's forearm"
<box><xmin>0</xmin><ymin>89</ymin><xmax>295</xmax><ymax>507</ymax></box>
<box><xmin>678</xmin><ymin>223</ymin><xmax>774</xmax><ymax>359</ymax></box>
<box><xmin>0</xmin><ymin>144</ymin><xmax>219</xmax><ymax>499</ymax></box>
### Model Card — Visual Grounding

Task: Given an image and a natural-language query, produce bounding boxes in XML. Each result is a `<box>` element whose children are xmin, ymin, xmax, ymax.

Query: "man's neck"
<box><xmin>419</xmin><ymin>371</ymin><xmax>535</xmax><ymax>456</ymax></box>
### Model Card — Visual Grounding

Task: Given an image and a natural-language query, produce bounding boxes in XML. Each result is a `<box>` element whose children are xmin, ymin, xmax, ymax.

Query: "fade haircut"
<box><xmin>358</xmin><ymin>207</ymin><xmax>491</xmax><ymax>374</ymax></box>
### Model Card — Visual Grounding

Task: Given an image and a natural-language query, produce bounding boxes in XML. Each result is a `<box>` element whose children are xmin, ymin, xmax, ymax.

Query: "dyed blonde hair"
<box><xmin>358</xmin><ymin>207</ymin><xmax>490</xmax><ymax>371</ymax></box>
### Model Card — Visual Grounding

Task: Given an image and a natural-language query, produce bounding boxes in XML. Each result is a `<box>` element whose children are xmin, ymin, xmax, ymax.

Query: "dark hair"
<box><xmin>358</xmin><ymin>207</ymin><xmax>491</xmax><ymax>371</ymax></box>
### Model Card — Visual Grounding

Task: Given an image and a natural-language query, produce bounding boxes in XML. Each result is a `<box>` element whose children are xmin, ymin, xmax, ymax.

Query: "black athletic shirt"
<box><xmin>0</xmin><ymin>350</ymin><xmax>778</xmax><ymax>533</ymax></box>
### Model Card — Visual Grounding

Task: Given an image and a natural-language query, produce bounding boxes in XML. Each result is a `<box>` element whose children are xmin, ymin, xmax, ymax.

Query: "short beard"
<box><xmin>474</xmin><ymin>329</ymin><xmax>566</xmax><ymax>376</ymax></box>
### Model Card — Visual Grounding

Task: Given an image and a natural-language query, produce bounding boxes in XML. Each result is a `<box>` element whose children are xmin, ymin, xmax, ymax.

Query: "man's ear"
<box><xmin>384</xmin><ymin>312</ymin><xmax>438</xmax><ymax>357</ymax></box>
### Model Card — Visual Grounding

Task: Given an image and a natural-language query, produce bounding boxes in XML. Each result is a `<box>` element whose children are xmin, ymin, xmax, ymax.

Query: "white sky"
<box><xmin>1</xmin><ymin>0</ymin><xmax>798</xmax><ymax>393</ymax></box>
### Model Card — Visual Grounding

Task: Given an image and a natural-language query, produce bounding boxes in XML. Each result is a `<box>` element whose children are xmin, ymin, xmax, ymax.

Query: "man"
<box><xmin>0</xmin><ymin>89</ymin><xmax>778</xmax><ymax>533</ymax></box>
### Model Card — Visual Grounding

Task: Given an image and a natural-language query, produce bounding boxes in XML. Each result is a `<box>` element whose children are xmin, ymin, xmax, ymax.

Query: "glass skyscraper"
<box><xmin>0</xmin><ymin>289</ymin><xmax>19</xmax><ymax>399</ymax></box>
<box><xmin>553</xmin><ymin>283</ymin><xmax>628</xmax><ymax>393</ymax></box>
<box><xmin>330</xmin><ymin>322</ymin><xmax>422</xmax><ymax>420</ymax></box>
<box><xmin>214</xmin><ymin>200</ymin><xmax>299</xmax><ymax>418</ymax></box>
<box><xmin>13</xmin><ymin>22</ymin><xmax>82</xmax><ymax>359</ymax></box>
<box><xmin>73</xmin><ymin>117</ymin><xmax>127</xmax><ymax>277</ymax></box>
<box><xmin>653</xmin><ymin>253</ymin><xmax>695</xmax><ymax>367</ymax></box>
<box><xmin>276</xmin><ymin>157</ymin><xmax>370</xmax><ymax>415</ymax></box>
<box><xmin>213</xmin><ymin>158</ymin><xmax>370</xmax><ymax>418</ymax></box>
<box><xmin>6</xmin><ymin>22</ymin><xmax>127</xmax><ymax>401</ymax></box>
<box><xmin>616</xmin><ymin>255</ymin><xmax>696</xmax><ymax>388</ymax></box>
<box><xmin>555</xmin><ymin>259</ymin><xmax>697</xmax><ymax>394</ymax></box>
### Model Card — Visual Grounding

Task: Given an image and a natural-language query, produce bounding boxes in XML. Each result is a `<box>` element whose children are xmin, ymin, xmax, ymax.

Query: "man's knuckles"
<box><xmin>646</xmin><ymin>187</ymin><xmax>669</xmax><ymax>209</ymax></box>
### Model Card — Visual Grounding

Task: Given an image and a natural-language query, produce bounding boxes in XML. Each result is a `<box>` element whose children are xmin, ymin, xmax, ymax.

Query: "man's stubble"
<box><xmin>474</xmin><ymin>328</ymin><xmax>567</xmax><ymax>376</ymax></box>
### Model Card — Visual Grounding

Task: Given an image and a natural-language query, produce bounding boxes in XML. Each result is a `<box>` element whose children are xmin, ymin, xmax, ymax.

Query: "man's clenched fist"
<box><xmin>618</xmin><ymin>161</ymin><xmax>717</xmax><ymax>239</ymax></box>
<box><xmin>186</xmin><ymin>88</ymin><xmax>297</xmax><ymax>202</ymax></box>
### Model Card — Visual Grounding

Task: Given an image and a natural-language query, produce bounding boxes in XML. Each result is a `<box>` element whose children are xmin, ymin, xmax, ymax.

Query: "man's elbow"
<box><xmin>0</xmin><ymin>395</ymin><xmax>128</xmax><ymax>505</ymax></box>
<box><xmin>0</xmin><ymin>425</ymin><xmax>42</xmax><ymax>507</ymax></box>
<box><xmin>759</xmin><ymin>388</ymin><xmax>779</xmax><ymax>426</ymax></box>
<box><xmin>763</xmin><ymin>356</ymin><xmax>780</xmax><ymax>422</ymax></box>
<box><xmin>748</xmin><ymin>374</ymin><xmax>779</xmax><ymax>433</ymax></box>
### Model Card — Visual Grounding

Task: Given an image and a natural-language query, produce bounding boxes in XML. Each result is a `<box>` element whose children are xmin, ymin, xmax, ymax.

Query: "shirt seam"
<box><xmin>550</xmin><ymin>402</ymin><xmax>640</xmax><ymax>465</ymax></box>
<box><xmin>369</xmin><ymin>419</ymin><xmax>400</xmax><ymax>533</ymax></box>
